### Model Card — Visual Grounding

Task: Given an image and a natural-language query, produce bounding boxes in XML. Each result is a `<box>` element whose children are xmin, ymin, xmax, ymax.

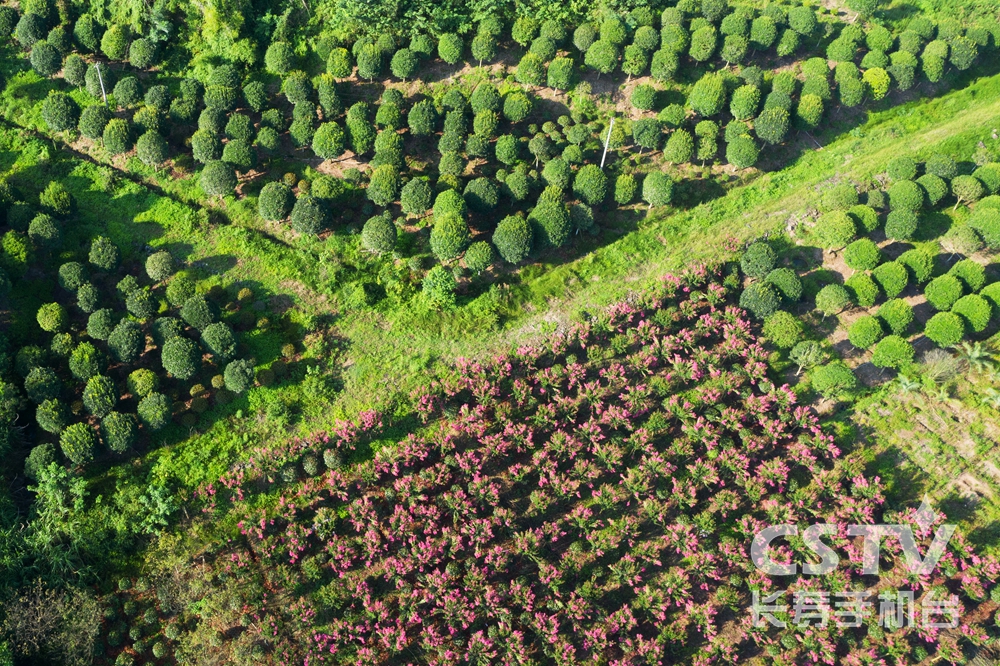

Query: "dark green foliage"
<box><xmin>464</xmin><ymin>242</ymin><xmax>494</xmax><ymax>274</ymax></box>
<box><xmin>916</xmin><ymin>174</ymin><xmax>948</xmax><ymax>207</ymax></box>
<box><xmin>574</xmin><ymin>23</ymin><xmax>598</xmax><ymax>52</ymax></box>
<box><xmin>689</xmin><ymin>25</ymin><xmax>717</xmax><ymax>62</ymax></box>
<box><xmin>265</xmin><ymin>41</ymin><xmax>295</xmax><ymax>75</ymax></box>
<box><xmin>15</xmin><ymin>346</ymin><xmax>46</xmax><ymax>378</ymax></box>
<box><xmin>664</xmin><ymin>130</ymin><xmax>694</xmax><ymax>164</ymax></box>
<box><xmin>739</xmin><ymin>282</ymin><xmax>779</xmax><ymax>319</ymax></box>
<box><xmin>137</xmin><ymin>392</ymin><xmax>171</xmax><ymax>430</ymax></box>
<box><xmin>776</xmin><ymin>29</ymin><xmax>800</xmax><ymax>57</ymax></box>
<box><xmin>198</xmin><ymin>107</ymin><xmax>225</xmax><ymax>134</ymax></box>
<box><xmin>107</xmin><ymin>320</ymin><xmax>143</xmax><ymax>364</ymax></box>
<box><xmin>101</xmin><ymin>412</ymin><xmax>137</xmax><ymax>453</ymax></box>
<box><xmin>516</xmin><ymin>53</ymin><xmax>546</xmax><ymax>86</ymax></box>
<box><xmin>83</xmin><ymin>375</ymin><xmax>116</xmax><ymax>418</ymax></box>
<box><xmin>952</xmin><ymin>294</ymin><xmax>991</xmax><ymax>332</ymax></box>
<box><xmin>41</xmin><ymin>92</ymin><xmax>78</xmax><ymax>132</ymax></box>
<box><xmin>152</xmin><ymin>317</ymin><xmax>183</xmax><ymax>346</ymax></box>
<box><xmin>200</xmin><ymin>161</ymin><xmax>236</xmax><ymax>198</ymax></box>
<box><xmin>814</xmin><ymin>211</ymin><xmax>856</xmax><ymax>249</ymax></box>
<box><xmin>973</xmin><ymin>165</ymin><xmax>1000</xmax><ymax>195</ymax></box>
<box><xmin>422</xmin><ymin>266</ymin><xmax>457</xmax><ymax>308</ymax></box>
<box><xmin>400</xmin><ymin>178</ymin><xmax>432</xmax><ymax>217</ymax></box>
<box><xmin>87</xmin><ymin>309</ymin><xmax>117</xmax><ymax>340</ymax></box>
<box><xmin>288</xmin><ymin>195</ymin><xmax>326</xmax><ymax>235</ymax></box>
<box><xmin>754</xmin><ymin>108</ymin><xmax>789</xmax><ymax>145</ymax></box>
<box><xmin>0</xmin><ymin>6</ymin><xmax>18</xmax><ymax>42</ymax></box>
<box><xmin>924</xmin><ymin>312</ymin><xmax>965</xmax><ymax>347</ymax></box>
<box><xmin>812</xmin><ymin>362</ymin><xmax>858</xmax><ymax>399</ymax></box>
<box><xmin>642</xmin><ymin>172</ymin><xmax>674</xmax><ymax>208</ymax></box>
<box><xmin>726</xmin><ymin>135</ymin><xmax>758</xmax><ymax>169</ymax></box>
<box><xmin>26</xmin><ymin>442</ymin><xmax>58</xmax><ymax>477</ymax></box>
<box><xmin>431</xmin><ymin>213</ymin><xmax>470</xmax><ymax>262</ymax></box>
<box><xmin>77</xmin><ymin>283</ymin><xmax>99</xmax><ymax>313</ymax></box>
<box><xmin>949</xmin><ymin>259</ymin><xmax>986</xmax><ymax>292</ymax></box>
<box><xmin>614</xmin><ymin>174</ymin><xmax>637</xmax><ymax>205</ymax></box>
<box><xmin>766</xmin><ymin>268</ymin><xmax>803</xmax><ymax>301</ymax></box>
<box><xmin>573</xmin><ymin>165</ymin><xmax>608</xmax><ymax>206</ymax></box>
<box><xmin>762</xmin><ymin>311</ymin><xmax>802</xmax><ymax>349</ymax></box>
<box><xmin>224</xmin><ymin>359</ymin><xmax>254</xmax><ymax>393</ymax></box>
<box><xmin>78</xmin><ymin>104</ymin><xmax>111</xmax><ymax>141</ymax></box>
<box><xmin>584</xmin><ymin>40</ymin><xmax>619</xmax><ymax>76</ymax></box>
<box><xmin>897</xmin><ymin>249</ymin><xmax>934</xmax><ymax>284</ymax></box>
<box><xmin>135</xmin><ymin>131</ymin><xmax>168</xmax><ymax>168</ymax></box>
<box><xmin>471</xmin><ymin>34</ymin><xmax>497</xmax><ymax>66</ymax></box>
<box><xmin>15</xmin><ymin>12</ymin><xmax>46</xmax><ymax>48</ymax></box>
<box><xmin>89</xmin><ymin>236</ymin><xmax>119</xmax><ymax>271</ymax></box>
<box><xmin>815</xmin><ymin>284</ymin><xmax>850</xmax><ymax>316</ymax></box>
<box><xmin>28</xmin><ymin>214</ymin><xmax>60</xmax><ymax>249</ymax></box>
<box><xmin>788</xmin><ymin>6</ymin><xmax>817</xmax><ymax>35</ymax></box>
<box><xmin>751</xmin><ymin>16</ymin><xmax>777</xmax><ymax>47</ymax></box>
<box><xmin>740</xmin><ymin>242</ymin><xmax>775</xmax><ymax>279</ymax></box>
<box><xmin>407</xmin><ymin>100</ymin><xmax>437</xmax><ymax>136</ymax></box>
<box><xmin>61</xmin><ymin>422</ymin><xmax>97</xmax><ymax>466</ymax></box>
<box><xmin>58</xmin><ymin>262</ymin><xmax>87</xmax><ymax>292</ymax></box>
<box><xmin>953</xmin><ymin>175</ymin><xmax>985</xmax><ymax>206</ymax></box>
<box><xmin>25</xmin><ymin>366</ymin><xmax>60</xmax><ymax>404</ymax></box>
<box><xmin>493</xmin><ymin>215</ymin><xmax>533</xmax><ymax>264</ymax></box>
<box><xmin>126</xmin><ymin>287</ymin><xmax>156</xmax><ymax>320</ymax></box>
<box><xmin>201</xmin><ymin>322</ymin><xmax>237</xmax><ymax>361</ymax></box>
<box><xmin>193</xmin><ymin>131</ymin><xmax>222</xmax><ymax>165</ymax></box>
<box><xmin>367</xmin><ymin>165</ymin><xmax>401</xmax><ymax>207</ymax></box>
<box><xmin>924</xmin><ymin>274</ymin><xmax>964</xmax><ymax>311</ymax></box>
<box><xmin>821</xmin><ymin>184</ymin><xmax>859</xmax><ymax>212</ymax></box>
<box><xmin>222</xmin><ymin>140</ymin><xmax>256</xmax><ymax>172</ymax></box>
<box><xmin>180</xmin><ymin>295</ymin><xmax>217</xmax><ymax>331</ymax></box>
<box><xmin>146</xmin><ymin>250</ymin><xmax>174</xmax><ymax>282</ymax></box>
<box><xmin>529</xmin><ymin>199</ymin><xmax>571</xmax><ymax>249</ymax></box>
<box><xmin>969</xmin><ymin>208</ymin><xmax>1000</xmax><ymax>249</ymax></box>
<box><xmin>162</xmin><ymin>337</ymin><xmax>199</xmax><ymax>380</ymax></box>
<box><xmin>940</xmin><ymin>224</ymin><xmax>983</xmax><ymax>257</ymax></box>
<box><xmin>872</xmin><ymin>261</ymin><xmax>908</xmax><ymax>298</ymax></box>
<box><xmin>887</xmin><ymin>156</ymin><xmax>918</xmax><ymax>182</ymax></box>
<box><xmin>848</xmin><ymin>315</ymin><xmax>884</xmax><ymax>349</ymax></box>
<box><xmin>688</xmin><ymin>73</ymin><xmax>725</xmax><ymax>117</ymax></box>
<box><xmin>884</xmin><ymin>210</ymin><xmax>918</xmax><ymax>241</ymax></box>
<box><xmin>258</xmin><ymin>182</ymin><xmax>293</xmax><ymax>221</ymax></box>
<box><xmin>795</xmin><ymin>94</ymin><xmax>823</xmax><ymax>130</ymax></box>
<box><xmin>503</xmin><ymin>92</ymin><xmax>532</xmax><ymax>123</ymax></box>
<box><xmin>463</xmin><ymin>178</ymin><xmax>499</xmax><ymax>213</ymax></box>
<box><xmin>31</xmin><ymin>40</ymin><xmax>61</xmax><ymax>77</ymax></box>
<box><xmin>438</xmin><ymin>33</ymin><xmax>464</xmax><ymax>64</ymax></box>
<box><xmin>361</xmin><ymin>213</ymin><xmax>397</xmax><ymax>254</ymax></box>
<box><xmin>848</xmin><ymin>205</ymin><xmax>879</xmax><ymax>233</ymax></box>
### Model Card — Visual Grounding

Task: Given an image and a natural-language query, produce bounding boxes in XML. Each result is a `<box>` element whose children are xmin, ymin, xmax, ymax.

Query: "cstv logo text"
<box><xmin>751</xmin><ymin>500</ymin><xmax>955</xmax><ymax>576</ymax></box>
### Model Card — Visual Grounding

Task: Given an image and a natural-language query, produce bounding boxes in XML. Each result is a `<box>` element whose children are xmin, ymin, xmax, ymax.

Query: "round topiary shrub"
<box><xmin>138</xmin><ymin>392</ymin><xmax>171</xmax><ymax>430</ymax></box>
<box><xmin>952</xmin><ymin>294</ymin><xmax>991</xmax><ymax>333</ymax></box>
<box><xmin>843</xmin><ymin>238</ymin><xmax>880</xmax><ymax>271</ymax></box>
<box><xmin>948</xmin><ymin>258</ymin><xmax>986</xmax><ymax>292</ymax></box>
<box><xmin>201</xmin><ymin>322</ymin><xmax>237</xmax><ymax>361</ymax></box>
<box><xmin>69</xmin><ymin>342</ymin><xmax>105</xmax><ymax>381</ymax></box>
<box><xmin>888</xmin><ymin>180</ymin><xmax>924</xmax><ymax>211</ymax></box>
<box><xmin>258</xmin><ymin>182</ymin><xmax>294</xmax><ymax>221</ymax></box>
<box><xmin>924</xmin><ymin>311</ymin><xmax>965</xmax><ymax>347</ymax></box>
<box><xmin>952</xmin><ymin>175</ymin><xmax>985</xmax><ymax>206</ymax></box>
<box><xmin>811</xmin><ymin>361</ymin><xmax>858</xmax><ymax>399</ymax></box>
<box><xmin>97</xmin><ymin>412</ymin><xmax>135</xmax><ymax>455</ymax></box>
<box><xmin>887</xmin><ymin>156</ymin><xmax>917</xmax><ymax>181</ymax></box>
<box><xmin>25</xmin><ymin>367</ymin><xmax>60</xmax><ymax>404</ymax></box>
<box><xmin>916</xmin><ymin>174</ymin><xmax>948</xmax><ymax>207</ymax></box>
<box><xmin>871</xmin><ymin>335</ymin><xmax>914</xmax><ymax>369</ymax></box>
<box><xmin>872</xmin><ymin>261</ymin><xmax>909</xmax><ymax>299</ymax></box>
<box><xmin>58</xmin><ymin>262</ymin><xmax>87</xmax><ymax>292</ymax></box>
<box><xmin>493</xmin><ymin>215</ymin><xmax>533</xmax><ymax>264</ymax></box>
<box><xmin>762</xmin><ymin>311</ymin><xmax>802</xmax><ymax>349</ymax></box>
<box><xmin>848</xmin><ymin>204</ymin><xmax>879</xmax><ymax>233</ymax></box>
<box><xmin>89</xmin><ymin>236</ymin><xmax>119</xmax><ymax>271</ymax></box>
<box><xmin>36</xmin><ymin>303</ymin><xmax>67</xmax><ymax>333</ymax></box>
<box><xmin>765</xmin><ymin>268</ymin><xmax>802</xmax><ymax>302</ymax></box>
<box><xmin>884</xmin><ymin>210</ymin><xmax>918</xmax><ymax>241</ymax></box>
<box><xmin>741</xmin><ymin>242</ymin><xmax>776</xmax><ymax>279</ymax></box>
<box><xmin>739</xmin><ymin>282</ymin><xmax>780</xmax><ymax>320</ymax></box>
<box><xmin>848</xmin><ymin>315</ymin><xmax>884</xmax><ymax>349</ymax></box>
<box><xmin>145</xmin><ymin>251</ymin><xmax>174</xmax><ymax>282</ymax></box>
<box><xmin>430</xmin><ymin>213</ymin><xmax>470</xmax><ymax>262</ymax></box>
<box><xmin>877</xmin><ymin>299</ymin><xmax>914</xmax><ymax>336</ymax></box>
<box><xmin>180</xmin><ymin>295</ymin><xmax>217</xmax><ymax>331</ymax></box>
<box><xmin>127</xmin><ymin>368</ymin><xmax>158</xmax><ymax>398</ymax></box>
<box><xmin>896</xmin><ymin>249</ymin><xmax>934</xmax><ymax>284</ymax></box>
<box><xmin>361</xmin><ymin>213</ymin><xmax>397</xmax><ymax>254</ymax></box>
<box><xmin>814</xmin><ymin>211</ymin><xmax>856</xmax><ymax>249</ymax></box>
<box><xmin>845</xmin><ymin>273</ymin><xmax>879</xmax><ymax>307</ymax></box>
<box><xmin>464</xmin><ymin>242</ymin><xmax>494</xmax><ymax>274</ymax></box>
<box><xmin>820</xmin><ymin>183</ymin><xmax>859</xmax><ymax>212</ymax></box>
<box><xmin>224</xmin><ymin>359</ymin><xmax>255</xmax><ymax>393</ymax></box>
<box><xmin>60</xmin><ymin>422</ymin><xmax>97</xmax><ymax>466</ymax></box>
<box><xmin>815</xmin><ymin>284</ymin><xmax>850</xmax><ymax>316</ymax></box>
<box><xmin>83</xmin><ymin>375</ymin><xmax>116</xmax><ymax>418</ymax></box>
<box><xmin>162</xmin><ymin>337</ymin><xmax>200</xmax><ymax>380</ymax></box>
<box><xmin>924</xmin><ymin>274</ymin><xmax>963</xmax><ymax>311</ymax></box>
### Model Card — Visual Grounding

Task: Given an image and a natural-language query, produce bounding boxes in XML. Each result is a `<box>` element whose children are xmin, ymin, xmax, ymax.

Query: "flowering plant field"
<box><xmin>191</xmin><ymin>266</ymin><xmax>998</xmax><ymax>665</ymax></box>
